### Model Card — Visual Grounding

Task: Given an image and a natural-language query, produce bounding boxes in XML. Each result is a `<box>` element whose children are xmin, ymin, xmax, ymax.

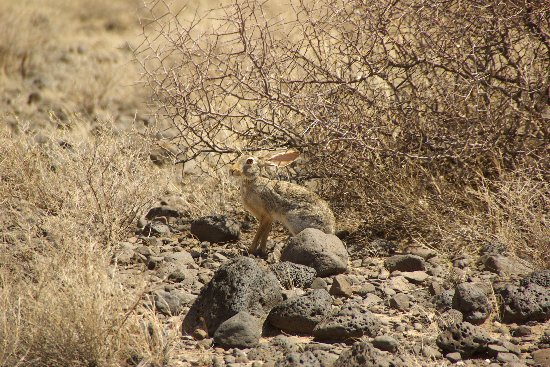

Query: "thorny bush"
<box><xmin>137</xmin><ymin>0</ymin><xmax>549</xmax><ymax>263</ymax></box>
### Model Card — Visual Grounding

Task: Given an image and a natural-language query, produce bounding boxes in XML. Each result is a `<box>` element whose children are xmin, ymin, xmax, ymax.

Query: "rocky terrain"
<box><xmin>1</xmin><ymin>1</ymin><xmax>547</xmax><ymax>367</ymax></box>
<box><xmin>116</xmin><ymin>207</ymin><xmax>550</xmax><ymax>366</ymax></box>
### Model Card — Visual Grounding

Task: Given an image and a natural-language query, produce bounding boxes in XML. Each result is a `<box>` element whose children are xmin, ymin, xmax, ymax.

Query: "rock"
<box><xmin>367</xmin><ymin>239</ymin><xmax>398</xmax><ymax>257</ymax></box>
<box><xmin>310</xmin><ymin>278</ymin><xmax>328</xmax><ymax>290</ymax></box>
<box><xmin>436</xmin><ymin>322</ymin><xmax>493</xmax><ymax>357</ymax></box>
<box><xmin>164</xmin><ymin>250</ymin><xmax>195</xmax><ymax>266</ymax></box>
<box><xmin>497</xmin><ymin>352</ymin><xmax>519</xmax><ymax>363</ymax></box>
<box><xmin>511</xmin><ymin>325</ymin><xmax>531</xmax><ymax>337</ymax></box>
<box><xmin>182</xmin><ymin>257</ymin><xmax>283</xmax><ymax>336</ymax></box>
<box><xmin>330</xmin><ymin>275</ymin><xmax>353</xmax><ymax>297</ymax></box>
<box><xmin>334</xmin><ymin>341</ymin><xmax>406</xmax><ymax>367</ymax></box>
<box><xmin>372</xmin><ymin>335</ymin><xmax>399</xmax><ymax>353</ymax></box>
<box><xmin>531</xmin><ymin>348</ymin><xmax>550</xmax><ymax>366</ymax></box>
<box><xmin>499</xmin><ymin>282</ymin><xmax>550</xmax><ymax>323</ymax></box>
<box><xmin>356</xmin><ymin>283</ymin><xmax>376</xmax><ymax>296</ymax></box>
<box><xmin>281</xmin><ymin>228</ymin><xmax>349</xmax><ymax>277</ymax></box>
<box><xmin>389</xmin><ymin>293</ymin><xmax>410</xmax><ymax>311</ymax></box>
<box><xmin>313</xmin><ymin>300</ymin><xmax>381</xmax><ymax>340</ymax></box>
<box><xmin>145</xmin><ymin>205</ymin><xmax>182</xmax><ymax>220</ymax></box>
<box><xmin>213</xmin><ymin>311</ymin><xmax>263</xmax><ymax>348</ymax></box>
<box><xmin>482</xmin><ymin>254</ymin><xmax>533</xmax><ymax>277</ymax></box>
<box><xmin>445</xmin><ymin>352</ymin><xmax>462</xmax><ymax>362</ymax></box>
<box><xmin>274</xmin><ymin>351</ymin><xmax>321</xmax><ymax>367</ymax></box>
<box><xmin>268</xmin><ymin>289</ymin><xmax>332</xmax><ymax>334</ymax></box>
<box><xmin>432</xmin><ymin>289</ymin><xmax>455</xmax><ymax>311</ymax></box>
<box><xmin>401</xmin><ymin>271</ymin><xmax>429</xmax><ymax>284</ymax></box>
<box><xmin>190</xmin><ymin>215</ymin><xmax>241</xmax><ymax>243</ymax></box>
<box><xmin>452</xmin><ymin>282</ymin><xmax>492</xmax><ymax>325</ymax></box>
<box><xmin>403</xmin><ymin>246</ymin><xmax>437</xmax><ymax>259</ymax></box>
<box><xmin>521</xmin><ymin>270</ymin><xmax>550</xmax><ymax>288</ymax></box>
<box><xmin>153</xmin><ymin>290</ymin><xmax>192</xmax><ymax>315</ymax></box>
<box><xmin>141</xmin><ymin>221</ymin><xmax>171</xmax><ymax>236</ymax></box>
<box><xmin>363</xmin><ymin>293</ymin><xmax>383</xmax><ymax>306</ymax></box>
<box><xmin>384</xmin><ymin>255</ymin><xmax>426</xmax><ymax>272</ymax></box>
<box><xmin>269</xmin><ymin>262</ymin><xmax>317</xmax><ymax>289</ymax></box>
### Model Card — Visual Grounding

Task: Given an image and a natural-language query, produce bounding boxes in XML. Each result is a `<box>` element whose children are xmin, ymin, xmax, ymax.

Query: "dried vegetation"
<box><xmin>138</xmin><ymin>0</ymin><xmax>549</xmax><ymax>265</ymax></box>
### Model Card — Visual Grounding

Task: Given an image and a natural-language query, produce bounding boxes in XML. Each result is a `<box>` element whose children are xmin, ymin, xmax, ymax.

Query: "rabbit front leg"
<box><xmin>249</xmin><ymin>217</ymin><xmax>273</xmax><ymax>254</ymax></box>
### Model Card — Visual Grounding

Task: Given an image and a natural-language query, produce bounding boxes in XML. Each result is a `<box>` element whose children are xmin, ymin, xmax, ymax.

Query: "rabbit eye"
<box><xmin>245</xmin><ymin>158</ymin><xmax>254</xmax><ymax>165</ymax></box>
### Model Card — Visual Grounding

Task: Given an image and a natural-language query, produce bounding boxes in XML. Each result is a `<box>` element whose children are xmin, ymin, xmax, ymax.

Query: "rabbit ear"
<box><xmin>266</xmin><ymin>150</ymin><xmax>300</xmax><ymax>167</ymax></box>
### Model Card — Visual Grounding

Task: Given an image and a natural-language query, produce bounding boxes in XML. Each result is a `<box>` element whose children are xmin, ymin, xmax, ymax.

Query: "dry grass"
<box><xmin>0</xmin><ymin>122</ymin><xmax>179</xmax><ymax>366</ymax></box>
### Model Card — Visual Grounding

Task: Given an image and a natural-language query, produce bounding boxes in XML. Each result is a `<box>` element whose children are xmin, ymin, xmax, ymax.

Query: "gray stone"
<box><xmin>355</xmin><ymin>283</ymin><xmax>376</xmax><ymax>296</ymax></box>
<box><xmin>499</xmin><ymin>282</ymin><xmax>550</xmax><ymax>323</ymax></box>
<box><xmin>182</xmin><ymin>257</ymin><xmax>283</xmax><ymax>336</ymax></box>
<box><xmin>389</xmin><ymin>293</ymin><xmax>410</xmax><ymax>311</ymax></box>
<box><xmin>190</xmin><ymin>215</ymin><xmax>241</xmax><ymax>243</ymax></box>
<box><xmin>330</xmin><ymin>275</ymin><xmax>353</xmax><ymax>297</ymax></box>
<box><xmin>268</xmin><ymin>289</ymin><xmax>332</xmax><ymax>334</ymax></box>
<box><xmin>436</xmin><ymin>322</ymin><xmax>493</xmax><ymax>357</ymax></box>
<box><xmin>384</xmin><ymin>255</ymin><xmax>426</xmax><ymax>272</ymax></box>
<box><xmin>313</xmin><ymin>300</ymin><xmax>381</xmax><ymax>340</ymax></box>
<box><xmin>497</xmin><ymin>352</ymin><xmax>519</xmax><ymax>363</ymax></box>
<box><xmin>281</xmin><ymin>228</ymin><xmax>348</xmax><ymax>277</ymax></box>
<box><xmin>275</xmin><ymin>351</ymin><xmax>320</xmax><ymax>367</ymax></box>
<box><xmin>334</xmin><ymin>341</ymin><xmax>406</xmax><ymax>367</ymax></box>
<box><xmin>445</xmin><ymin>352</ymin><xmax>462</xmax><ymax>362</ymax></box>
<box><xmin>141</xmin><ymin>221</ymin><xmax>171</xmax><ymax>236</ymax></box>
<box><xmin>521</xmin><ymin>270</ymin><xmax>550</xmax><ymax>288</ymax></box>
<box><xmin>269</xmin><ymin>262</ymin><xmax>317</xmax><ymax>289</ymax></box>
<box><xmin>482</xmin><ymin>254</ymin><xmax>533</xmax><ymax>277</ymax></box>
<box><xmin>372</xmin><ymin>335</ymin><xmax>399</xmax><ymax>353</ymax></box>
<box><xmin>452</xmin><ymin>282</ymin><xmax>492</xmax><ymax>325</ymax></box>
<box><xmin>164</xmin><ymin>250</ymin><xmax>195</xmax><ymax>266</ymax></box>
<box><xmin>531</xmin><ymin>349</ymin><xmax>550</xmax><ymax>366</ymax></box>
<box><xmin>154</xmin><ymin>290</ymin><xmax>195</xmax><ymax>315</ymax></box>
<box><xmin>213</xmin><ymin>311</ymin><xmax>262</xmax><ymax>348</ymax></box>
<box><xmin>401</xmin><ymin>271</ymin><xmax>429</xmax><ymax>284</ymax></box>
<box><xmin>310</xmin><ymin>278</ymin><xmax>328</xmax><ymax>290</ymax></box>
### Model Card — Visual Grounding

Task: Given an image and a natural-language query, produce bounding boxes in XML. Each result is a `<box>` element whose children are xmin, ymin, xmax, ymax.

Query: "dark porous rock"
<box><xmin>268</xmin><ymin>289</ymin><xmax>332</xmax><ymax>334</ymax></box>
<box><xmin>334</xmin><ymin>341</ymin><xmax>406</xmax><ymax>367</ymax></box>
<box><xmin>432</xmin><ymin>289</ymin><xmax>456</xmax><ymax>311</ymax></box>
<box><xmin>436</xmin><ymin>322</ymin><xmax>493</xmax><ymax>357</ymax></box>
<box><xmin>145</xmin><ymin>205</ymin><xmax>182</xmax><ymax>220</ymax></box>
<box><xmin>182</xmin><ymin>257</ymin><xmax>282</xmax><ymax>336</ymax></box>
<box><xmin>372</xmin><ymin>335</ymin><xmax>399</xmax><ymax>353</ymax></box>
<box><xmin>384</xmin><ymin>255</ymin><xmax>426</xmax><ymax>273</ymax></box>
<box><xmin>329</xmin><ymin>275</ymin><xmax>353</xmax><ymax>297</ymax></box>
<box><xmin>482</xmin><ymin>254</ymin><xmax>533</xmax><ymax>277</ymax></box>
<box><xmin>499</xmin><ymin>282</ymin><xmax>550</xmax><ymax>324</ymax></box>
<box><xmin>389</xmin><ymin>293</ymin><xmax>411</xmax><ymax>311</ymax></box>
<box><xmin>190</xmin><ymin>215</ymin><xmax>241</xmax><ymax>243</ymax></box>
<box><xmin>452</xmin><ymin>282</ymin><xmax>493</xmax><ymax>325</ymax></box>
<box><xmin>313</xmin><ymin>300</ymin><xmax>381</xmax><ymax>340</ymax></box>
<box><xmin>521</xmin><ymin>270</ymin><xmax>550</xmax><ymax>288</ymax></box>
<box><xmin>281</xmin><ymin>228</ymin><xmax>349</xmax><ymax>277</ymax></box>
<box><xmin>269</xmin><ymin>262</ymin><xmax>317</xmax><ymax>289</ymax></box>
<box><xmin>213</xmin><ymin>311</ymin><xmax>263</xmax><ymax>348</ymax></box>
<box><xmin>275</xmin><ymin>351</ymin><xmax>321</xmax><ymax>367</ymax></box>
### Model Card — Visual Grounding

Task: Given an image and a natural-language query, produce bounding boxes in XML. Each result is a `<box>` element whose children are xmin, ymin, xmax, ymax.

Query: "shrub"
<box><xmin>137</xmin><ymin>0</ymin><xmax>548</xmax><ymax>264</ymax></box>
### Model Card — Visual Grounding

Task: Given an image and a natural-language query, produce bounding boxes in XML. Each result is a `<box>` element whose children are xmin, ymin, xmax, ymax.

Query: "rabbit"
<box><xmin>230</xmin><ymin>150</ymin><xmax>335</xmax><ymax>255</ymax></box>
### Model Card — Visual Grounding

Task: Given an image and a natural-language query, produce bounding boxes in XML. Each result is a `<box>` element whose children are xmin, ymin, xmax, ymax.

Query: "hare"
<box><xmin>230</xmin><ymin>150</ymin><xmax>335</xmax><ymax>255</ymax></box>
